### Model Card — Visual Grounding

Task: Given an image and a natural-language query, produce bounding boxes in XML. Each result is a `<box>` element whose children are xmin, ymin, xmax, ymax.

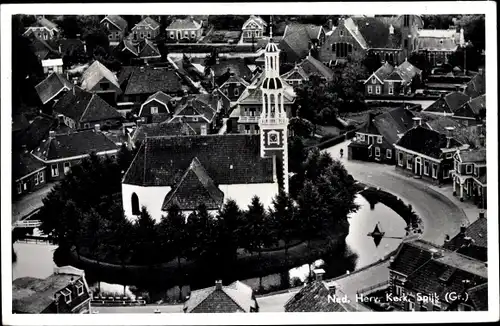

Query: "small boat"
<box><xmin>367</xmin><ymin>222</ymin><xmax>385</xmax><ymax>238</ymax></box>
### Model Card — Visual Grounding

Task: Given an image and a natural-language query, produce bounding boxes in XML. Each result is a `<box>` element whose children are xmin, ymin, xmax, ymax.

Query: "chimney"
<box><xmin>430</xmin><ymin>248</ymin><xmax>443</xmax><ymax>259</ymax></box>
<box><xmin>444</xmin><ymin>126</ymin><xmax>455</xmax><ymax>148</ymax></box>
<box><xmin>459</xmin><ymin>28</ymin><xmax>465</xmax><ymax>47</ymax></box>
<box><xmin>479</xmin><ymin>211</ymin><xmax>485</xmax><ymax>219</ymax></box>
<box><xmin>94</xmin><ymin>124</ymin><xmax>101</xmax><ymax>132</ymax></box>
<box><xmin>215</xmin><ymin>280</ymin><xmax>223</xmax><ymax>290</ymax></box>
<box><xmin>136</xmin><ymin>119</ymin><xmax>143</xmax><ymax>127</ymax></box>
<box><xmin>49</xmin><ymin>130</ymin><xmax>56</xmax><ymax>139</ymax></box>
<box><xmin>328</xmin><ymin>19</ymin><xmax>333</xmax><ymax>30</ymax></box>
<box><xmin>57</xmin><ymin>114</ymin><xmax>64</xmax><ymax>123</ymax></box>
<box><xmin>389</xmin><ymin>24</ymin><xmax>394</xmax><ymax>35</ymax></box>
<box><xmin>313</xmin><ymin>269</ymin><xmax>325</xmax><ymax>282</ymax></box>
<box><xmin>463</xmin><ymin>236</ymin><xmax>473</xmax><ymax>247</ymax></box>
<box><xmin>329</xmin><ymin>282</ymin><xmax>338</xmax><ymax>295</ymax></box>
<box><xmin>459</xmin><ymin>224</ymin><xmax>467</xmax><ymax>234</ymax></box>
<box><xmin>444</xmin><ymin>234</ymin><xmax>450</xmax><ymax>245</ymax></box>
<box><xmin>72</xmin><ymin>86</ymin><xmax>76</xmax><ymax>95</ymax></box>
<box><xmin>412</xmin><ymin>117</ymin><xmax>422</xmax><ymax>127</ymax></box>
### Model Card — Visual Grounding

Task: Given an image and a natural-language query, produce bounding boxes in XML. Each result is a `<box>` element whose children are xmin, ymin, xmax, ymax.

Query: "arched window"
<box><xmin>131</xmin><ymin>193</ymin><xmax>140</xmax><ymax>215</ymax></box>
<box><xmin>335</xmin><ymin>42</ymin><xmax>352</xmax><ymax>58</ymax></box>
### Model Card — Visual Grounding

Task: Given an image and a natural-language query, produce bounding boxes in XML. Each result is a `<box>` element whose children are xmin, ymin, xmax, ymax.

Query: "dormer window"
<box><xmin>76</xmin><ymin>280</ymin><xmax>84</xmax><ymax>296</ymax></box>
<box><xmin>339</xmin><ymin>30</ymin><xmax>344</xmax><ymax>37</ymax></box>
<box><xmin>466</xmin><ymin>164</ymin><xmax>473</xmax><ymax>174</ymax></box>
<box><xmin>62</xmin><ymin>289</ymin><xmax>72</xmax><ymax>304</ymax></box>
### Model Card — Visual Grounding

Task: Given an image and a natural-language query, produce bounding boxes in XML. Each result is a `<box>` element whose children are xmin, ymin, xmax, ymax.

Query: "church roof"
<box><xmin>122</xmin><ymin>134</ymin><xmax>274</xmax><ymax>187</ymax></box>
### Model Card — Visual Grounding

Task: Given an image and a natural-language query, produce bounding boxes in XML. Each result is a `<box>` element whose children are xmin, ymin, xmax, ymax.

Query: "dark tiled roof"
<box><xmin>117</xmin><ymin>66</ymin><xmax>136</xmax><ymax>87</ymax></box>
<box><xmin>212</xmin><ymin>59</ymin><xmax>252</xmax><ymax>79</ymax></box>
<box><xmin>463</xmin><ymin>72</ymin><xmax>486</xmax><ymax>98</ymax></box>
<box><xmin>58</xmin><ymin>38</ymin><xmax>85</xmax><ymax>55</ymax></box>
<box><xmin>124</xmin><ymin>66</ymin><xmax>183</xmax><ymax>95</ymax></box>
<box><xmin>424</xmin><ymin>92</ymin><xmax>471</xmax><ymax>114</ymax></box>
<box><xmin>102</xmin><ymin>15</ymin><xmax>128</xmax><ymax>31</ymax></box>
<box><xmin>122</xmin><ymin>134</ymin><xmax>274</xmax><ymax>186</ymax></box>
<box><xmin>423</xmin><ymin>115</ymin><xmax>463</xmax><ymax>135</ymax></box>
<box><xmin>467</xmin><ymin>283</ymin><xmax>488</xmax><ymax>311</ymax></box>
<box><xmin>53</xmin><ymin>88</ymin><xmax>122</xmax><ymax>123</ymax></box>
<box><xmin>16</xmin><ymin>115</ymin><xmax>56</xmax><ymax>151</ymax></box>
<box><xmin>466</xmin><ymin>94</ymin><xmax>486</xmax><ymax>115</ymax></box>
<box><xmin>285</xmin><ymin>281</ymin><xmax>356</xmax><ymax>312</ymax></box>
<box><xmin>444</xmin><ymin>217</ymin><xmax>487</xmax><ymax>261</ymax></box>
<box><xmin>131</xmin><ymin>122</ymin><xmax>196</xmax><ymax>144</ymax></box>
<box><xmin>351</xmin><ymin>17</ymin><xmax>402</xmax><ymax>49</ymax></box>
<box><xmin>184</xmin><ymin>281</ymin><xmax>257</xmax><ymax>313</ymax></box>
<box><xmin>374</xmin><ymin>62</ymin><xmax>394</xmax><ymax>81</ymax></box>
<box><xmin>459</xmin><ymin>148</ymin><xmax>486</xmax><ymax>164</ymax></box>
<box><xmin>12</xmin><ymin>151</ymin><xmax>46</xmax><ymax>181</ymax></box>
<box><xmin>359</xmin><ymin>113</ymin><xmax>381</xmax><ymax>135</ymax></box>
<box><xmin>29</xmin><ymin>17</ymin><xmax>58</xmax><ymax>31</ymax></box>
<box><xmin>299</xmin><ymin>55</ymin><xmax>334</xmax><ymax>80</ymax></box>
<box><xmin>145</xmin><ymin>91</ymin><xmax>173</xmax><ymax>106</ymax></box>
<box><xmin>396</xmin><ymin>126</ymin><xmax>462</xmax><ymax>158</ymax></box>
<box><xmin>162</xmin><ymin>157</ymin><xmax>224</xmax><ymax>211</ymax></box>
<box><xmin>280</xmin><ymin>27</ymin><xmax>312</xmax><ymax>61</ymax></box>
<box><xmin>32</xmin><ymin>130</ymin><xmax>118</xmax><ymax>161</ymax></box>
<box><xmin>396</xmin><ymin>60</ymin><xmax>422</xmax><ymax>82</ymax></box>
<box><xmin>138</xmin><ymin>39</ymin><xmax>161</xmax><ymax>58</ymax></box>
<box><xmin>284</xmin><ymin>23</ymin><xmax>322</xmax><ymax>40</ymax></box>
<box><xmin>30</xmin><ymin>37</ymin><xmax>60</xmax><ymax>61</ymax></box>
<box><xmin>416</xmin><ymin>37</ymin><xmax>458</xmax><ymax>52</ymax></box>
<box><xmin>35</xmin><ymin>72</ymin><xmax>73</xmax><ymax>104</ymax></box>
<box><xmin>373</xmin><ymin>106</ymin><xmax>415</xmax><ymax>145</ymax></box>
<box><xmin>172</xmin><ymin>95</ymin><xmax>217</xmax><ymax>122</ymax></box>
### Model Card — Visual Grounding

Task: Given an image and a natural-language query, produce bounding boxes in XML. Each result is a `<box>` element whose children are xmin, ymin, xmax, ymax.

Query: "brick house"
<box><xmin>31</xmin><ymin>128</ymin><xmax>119</xmax><ymax>182</ymax></box>
<box><xmin>165</xmin><ymin>17</ymin><xmax>203</xmax><ymax>41</ymax></box>
<box><xmin>35</xmin><ymin>72</ymin><xmax>73</xmax><ymax>107</ymax></box>
<box><xmin>80</xmin><ymin>61</ymin><xmax>122</xmax><ymax>104</ymax></box>
<box><xmin>12</xmin><ymin>149</ymin><xmax>47</xmax><ymax>199</ymax></box>
<box><xmin>394</xmin><ymin>125</ymin><xmax>467</xmax><ymax>184</ymax></box>
<box><xmin>53</xmin><ymin>87</ymin><xmax>123</xmax><ymax>130</ymax></box>
<box><xmin>23</xmin><ymin>16</ymin><xmax>59</xmax><ymax>41</ymax></box>
<box><xmin>184</xmin><ymin>280</ymin><xmax>259</xmax><ymax>313</ymax></box>
<box><xmin>100</xmin><ymin>15</ymin><xmax>128</xmax><ymax>45</ymax></box>
<box><xmin>219</xmin><ymin>73</ymin><xmax>249</xmax><ymax>103</ymax></box>
<box><xmin>167</xmin><ymin>94</ymin><xmax>222</xmax><ymax>135</ymax></box>
<box><xmin>389</xmin><ymin>239</ymin><xmax>488</xmax><ymax>311</ymax></box>
<box><xmin>281</xmin><ymin>55</ymin><xmax>334</xmax><ymax>86</ymax></box>
<box><xmin>241</xmin><ymin>15</ymin><xmax>267</xmax><ymax>43</ymax></box>
<box><xmin>452</xmin><ymin>148</ymin><xmax>487</xmax><ymax>208</ymax></box>
<box><xmin>13</xmin><ymin>266</ymin><xmax>92</xmax><ymax>314</ymax></box>
<box><xmin>138</xmin><ymin>91</ymin><xmax>173</xmax><ymax>123</ymax></box>
<box><xmin>131</xmin><ymin>16</ymin><xmax>160</xmax><ymax>41</ymax></box>
<box><xmin>443</xmin><ymin>216</ymin><xmax>487</xmax><ymax>262</ymax></box>
<box><xmin>364</xmin><ymin>60</ymin><xmax>422</xmax><ymax>97</ymax></box>
<box><xmin>348</xmin><ymin>107</ymin><xmax>415</xmax><ymax>163</ymax></box>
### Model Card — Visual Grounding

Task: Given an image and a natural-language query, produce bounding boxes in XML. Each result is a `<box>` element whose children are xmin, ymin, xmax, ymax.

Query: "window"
<box><xmin>34</xmin><ymin>173</ymin><xmax>39</xmax><ymax>185</ymax></box>
<box><xmin>39</xmin><ymin>171</ymin><xmax>44</xmax><ymax>183</ymax></box>
<box><xmin>170</xmin><ymin>32</ymin><xmax>175</xmax><ymax>39</ymax></box>
<box><xmin>51</xmin><ymin>164</ymin><xmax>59</xmax><ymax>177</ymax></box>
<box><xmin>140</xmin><ymin>32</ymin><xmax>144</xmax><ymax>39</ymax></box>
<box><xmin>398</xmin><ymin>152</ymin><xmax>404</xmax><ymax>166</ymax></box>
<box><xmin>191</xmin><ymin>32</ymin><xmax>196</xmax><ymax>39</ymax></box>
<box><xmin>359</xmin><ymin>134</ymin><xmax>365</xmax><ymax>141</ymax></box>
<box><xmin>108</xmin><ymin>34</ymin><xmax>113</xmax><ymax>39</ymax></box>
<box><xmin>446</xmin><ymin>152</ymin><xmax>453</xmax><ymax>159</ymax></box>
<box><xmin>64</xmin><ymin>162</ymin><xmax>71</xmax><ymax>175</ymax></box>
<box><xmin>84</xmin><ymin>123</ymin><xmax>90</xmax><ymax>128</ymax></box>
<box><xmin>386</xmin><ymin>149</ymin><xmax>392</xmax><ymax>159</ymax></box>
<box><xmin>466</xmin><ymin>164</ymin><xmax>473</xmax><ymax>174</ymax></box>
<box><xmin>200</xmin><ymin>124</ymin><xmax>207</xmax><ymax>135</ymax></box>
<box><xmin>62</xmin><ymin>290</ymin><xmax>72</xmax><ymax>304</ymax></box>
<box><xmin>407</xmin><ymin>155</ymin><xmax>413</xmax><ymax>169</ymax></box>
<box><xmin>331</xmin><ymin>43</ymin><xmax>336</xmax><ymax>52</ymax></box>
<box><xmin>131</xmin><ymin>193</ymin><xmax>140</xmax><ymax>215</ymax></box>
<box><xmin>76</xmin><ymin>281</ymin><xmax>84</xmax><ymax>296</ymax></box>
<box><xmin>404</xmin><ymin>39</ymin><xmax>408</xmax><ymax>49</ymax></box>
<box><xmin>367</xmin><ymin>85</ymin><xmax>373</xmax><ymax>94</ymax></box>
<box><xmin>377</xmin><ymin>136</ymin><xmax>382</xmax><ymax>144</ymax></box>
<box><xmin>147</xmin><ymin>32</ymin><xmax>151</xmax><ymax>38</ymax></box>
<box><xmin>395</xmin><ymin>285</ymin><xmax>403</xmax><ymax>296</ymax></box>
<box><xmin>17</xmin><ymin>183</ymin><xmax>22</xmax><ymax>194</ymax></box>
<box><xmin>432</xmin><ymin>163</ymin><xmax>438</xmax><ymax>178</ymax></box>
<box><xmin>192</xmin><ymin>117</ymin><xmax>199</xmax><ymax>122</ymax></box>
<box><xmin>371</xmin><ymin>77</ymin><xmax>376</xmax><ymax>84</ymax></box>
<box><xmin>375</xmin><ymin>147</ymin><xmax>381</xmax><ymax>157</ymax></box>
<box><xmin>335</xmin><ymin>42</ymin><xmax>351</xmax><ymax>58</ymax></box>
<box><xmin>234</xmin><ymin>88</ymin><xmax>240</xmax><ymax>97</ymax></box>
<box><xmin>408</xmin><ymin>300</ymin><xmax>415</xmax><ymax>311</ymax></box>
<box><xmin>375</xmin><ymin>86</ymin><xmax>381</xmax><ymax>94</ymax></box>
<box><xmin>403</xmin><ymin>15</ymin><xmax>410</xmax><ymax>27</ymax></box>
<box><xmin>245</xmin><ymin>125</ymin><xmax>250</xmax><ymax>134</ymax></box>
<box><xmin>424</xmin><ymin>161</ymin><xmax>430</xmax><ymax>175</ymax></box>
<box><xmin>255</xmin><ymin>125</ymin><xmax>260</xmax><ymax>134</ymax></box>
<box><xmin>388</xmin><ymin>82</ymin><xmax>394</xmax><ymax>95</ymax></box>
<box><xmin>340</xmin><ymin>30</ymin><xmax>344</xmax><ymax>37</ymax></box>
<box><xmin>150</xmin><ymin>106</ymin><xmax>158</xmax><ymax>114</ymax></box>
<box><xmin>23</xmin><ymin>182</ymin><xmax>27</xmax><ymax>191</ymax></box>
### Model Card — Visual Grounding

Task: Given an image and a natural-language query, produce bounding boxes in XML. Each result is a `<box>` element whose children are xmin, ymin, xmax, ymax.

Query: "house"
<box><xmin>219</xmin><ymin>73</ymin><xmax>249</xmax><ymax>103</ymax></box>
<box><xmin>137</xmin><ymin>39</ymin><xmax>161</xmax><ymax>62</ymax></box>
<box><xmin>463</xmin><ymin>71</ymin><xmax>485</xmax><ymax>99</ymax></box>
<box><xmin>80</xmin><ymin>61</ymin><xmax>122</xmax><ymax>104</ymax></box>
<box><xmin>31</xmin><ymin>128</ymin><xmax>119</xmax><ymax>182</ymax></box>
<box><xmin>165</xmin><ymin>17</ymin><xmax>203</xmax><ymax>41</ymax></box>
<box><xmin>283</xmin><ymin>23</ymin><xmax>326</xmax><ymax>47</ymax></box>
<box><xmin>394</xmin><ymin>125</ymin><xmax>468</xmax><ymax>183</ymax></box>
<box><xmin>12</xmin><ymin>266</ymin><xmax>92</xmax><ymax>314</ymax></box>
<box><xmin>29</xmin><ymin>36</ymin><xmax>61</xmax><ymax>62</ymax></box>
<box><xmin>422</xmin><ymin>91</ymin><xmax>471</xmax><ymax>116</ymax></box>
<box><xmin>41</xmin><ymin>58</ymin><xmax>64</xmax><ymax>75</ymax></box>
<box><xmin>128</xmin><ymin>121</ymin><xmax>196</xmax><ymax>149</ymax></box>
<box><xmin>184</xmin><ymin>280</ymin><xmax>259</xmax><ymax>313</ymax></box>
<box><xmin>348</xmin><ymin>107</ymin><xmax>415</xmax><ymax>163</ymax></box>
<box><xmin>228</xmin><ymin>72</ymin><xmax>295</xmax><ymax>135</ymax></box>
<box><xmin>210</xmin><ymin>58</ymin><xmax>253</xmax><ymax>87</ymax></box>
<box><xmin>444</xmin><ymin>216</ymin><xmax>487</xmax><ymax>262</ymax></box>
<box><xmin>35</xmin><ymin>72</ymin><xmax>73</xmax><ymax>106</ymax></box>
<box><xmin>364</xmin><ymin>59</ymin><xmax>421</xmax><ymax>97</ymax></box>
<box><xmin>167</xmin><ymin>94</ymin><xmax>222</xmax><ymax>135</ymax></box>
<box><xmin>284</xmin><ymin>269</ymin><xmax>365</xmax><ymax>312</ymax></box>
<box><xmin>53</xmin><ymin>87</ymin><xmax>123</xmax><ymax>130</ymax></box>
<box><xmin>115</xmin><ymin>38</ymin><xmax>162</xmax><ymax>64</ymax></box>
<box><xmin>452</xmin><ymin>148</ymin><xmax>487</xmax><ymax>208</ymax></box>
<box><xmin>241</xmin><ymin>15</ymin><xmax>267</xmax><ymax>42</ymax></box>
<box><xmin>281</xmin><ymin>55</ymin><xmax>334</xmax><ymax>86</ymax></box>
<box><xmin>100</xmin><ymin>15</ymin><xmax>128</xmax><ymax>45</ymax></box>
<box><xmin>13</xmin><ymin>149</ymin><xmax>47</xmax><ymax>199</ymax></box>
<box><xmin>123</xmin><ymin>66</ymin><xmax>185</xmax><ymax>104</ymax></box>
<box><xmin>415</xmin><ymin>28</ymin><xmax>464</xmax><ymax>66</ymax></box>
<box><xmin>388</xmin><ymin>239</ymin><xmax>488</xmax><ymax>311</ymax></box>
<box><xmin>23</xmin><ymin>16</ymin><xmax>59</xmax><ymax>40</ymax></box>
<box><xmin>280</xmin><ymin>23</ymin><xmax>326</xmax><ymax>64</ymax></box>
<box><xmin>452</xmin><ymin>94</ymin><xmax>486</xmax><ymax>127</ymax></box>
<box><xmin>138</xmin><ymin>91</ymin><xmax>174</xmax><ymax>123</ymax></box>
<box><xmin>13</xmin><ymin>115</ymin><xmax>56</xmax><ymax>151</ymax></box>
<box><xmin>131</xmin><ymin>16</ymin><xmax>160</xmax><ymax>41</ymax></box>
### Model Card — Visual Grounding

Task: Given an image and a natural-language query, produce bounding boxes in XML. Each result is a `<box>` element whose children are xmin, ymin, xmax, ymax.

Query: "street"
<box><xmin>12</xmin><ymin>183</ymin><xmax>56</xmax><ymax>224</ymax></box>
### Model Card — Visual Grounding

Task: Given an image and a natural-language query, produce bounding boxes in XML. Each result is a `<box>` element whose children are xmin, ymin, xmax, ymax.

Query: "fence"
<box><xmin>13</xmin><ymin>220</ymin><xmax>41</xmax><ymax>228</ymax></box>
<box><xmin>16</xmin><ymin>235</ymin><xmax>56</xmax><ymax>245</ymax></box>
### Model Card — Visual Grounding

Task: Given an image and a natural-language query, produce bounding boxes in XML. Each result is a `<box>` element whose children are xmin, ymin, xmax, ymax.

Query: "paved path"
<box><xmin>12</xmin><ymin>183</ymin><xmax>56</xmax><ymax>224</ymax></box>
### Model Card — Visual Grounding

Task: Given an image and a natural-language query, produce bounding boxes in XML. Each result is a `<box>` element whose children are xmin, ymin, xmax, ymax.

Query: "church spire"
<box><xmin>269</xmin><ymin>15</ymin><xmax>273</xmax><ymax>39</ymax></box>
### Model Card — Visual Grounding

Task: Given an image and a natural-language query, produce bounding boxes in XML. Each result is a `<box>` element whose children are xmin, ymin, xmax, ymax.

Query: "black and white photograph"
<box><xmin>1</xmin><ymin>2</ymin><xmax>498</xmax><ymax>325</ymax></box>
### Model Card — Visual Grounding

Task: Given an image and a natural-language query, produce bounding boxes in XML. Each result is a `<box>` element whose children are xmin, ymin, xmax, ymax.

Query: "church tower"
<box><xmin>259</xmin><ymin>27</ymin><xmax>289</xmax><ymax>193</ymax></box>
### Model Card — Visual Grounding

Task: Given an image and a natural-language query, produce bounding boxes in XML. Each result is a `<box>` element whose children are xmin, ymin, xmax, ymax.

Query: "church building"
<box><xmin>121</xmin><ymin>38</ymin><xmax>289</xmax><ymax>221</ymax></box>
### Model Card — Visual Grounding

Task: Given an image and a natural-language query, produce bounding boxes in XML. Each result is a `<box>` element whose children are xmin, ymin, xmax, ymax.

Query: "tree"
<box><xmin>117</xmin><ymin>143</ymin><xmax>135</xmax><ymax>172</ymax></box>
<box><xmin>408</xmin><ymin>51</ymin><xmax>430</xmax><ymax>80</ymax></box>
<box><xmin>421</xmin><ymin>15</ymin><xmax>456</xmax><ymax>30</ymax></box>
<box><xmin>289</xmin><ymin>117</ymin><xmax>314</xmax><ymax>138</ymax></box>
<box><xmin>363</xmin><ymin>50</ymin><xmax>382</xmax><ymax>74</ymax></box>
<box><xmin>57</xmin><ymin>15</ymin><xmax>81</xmax><ymax>38</ymax></box>
<box><xmin>456</xmin><ymin>15</ymin><xmax>485</xmax><ymax>52</ymax></box>
<box><xmin>288</xmin><ymin>136</ymin><xmax>307</xmax><ymax>174</ymax></box>
<box><xmin>131</xmin><ymin>207</ymin><xmax>158</xmax><ymax>265</ymax></box>
<box><xmin>187</xmin><ymin>204</ymin><xmax>215</xmax><ymax>261</ymax></box>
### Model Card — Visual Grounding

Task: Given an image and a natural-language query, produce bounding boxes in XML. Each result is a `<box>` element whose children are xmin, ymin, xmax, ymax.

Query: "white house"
<box><xmin>241</xmin><ymin>15</ymin><xmax>267</xmax><ymax>42</ymax></box>
<box><xmin>41</xmin><ymin>58</ymin><xmax>64</xmax><ymax>75</ymax></box>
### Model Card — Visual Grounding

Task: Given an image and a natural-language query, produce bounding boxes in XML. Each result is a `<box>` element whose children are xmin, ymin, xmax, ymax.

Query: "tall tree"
<box><xmin>131</xmin><ymin>207</ymin><xmax>158</xmax><ymax>265</ymax></box>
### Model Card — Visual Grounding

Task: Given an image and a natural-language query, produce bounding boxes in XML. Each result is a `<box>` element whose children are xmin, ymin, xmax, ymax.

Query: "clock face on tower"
<box><xmin>267</xmin><ymin>130</ymin><xmax>281</xmax><ymax>146</ymax></box>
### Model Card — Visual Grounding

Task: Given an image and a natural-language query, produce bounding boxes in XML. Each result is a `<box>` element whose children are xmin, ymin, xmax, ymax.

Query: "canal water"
<box><xmin>12</xmin><ymin>195</ymin><xmax>406</xmax><ymax>298</ymax></box>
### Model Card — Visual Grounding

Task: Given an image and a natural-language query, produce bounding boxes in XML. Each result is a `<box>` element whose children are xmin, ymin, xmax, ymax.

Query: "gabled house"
<box><xmin>364</xmin><ymin>59</ymin><xmax>421</xmax><ymax>96</ymax></box>
<box><xmin>281</xmin><ymin>55</ymin><xmax>334</xmax><ymax>86</ymax></box>
<box><xmin>100</xmin><ymin>15</ymin><xmax>128</xmax><ymax>45</ymax></box>
<box><xmin>31</xmin><ymin>128</ymin><xmax>119</xmax><ymax>182</ymax></box>
<box><xmin>388</xmin><ymin>239</ymin><xmax>488</xmax><ymax>311</ymax></box>
<box><xmin>210</xmin><ymin>58</ymin><xmax>253</xmax><ymax>87</ymax></box>
<box><xmin>116</xmin><ymin>38</ymin><xmax>162</xmax><ymax>64</ymax></box>
<box><xmin>422</xmin><ymin>91</ymin><xmax>471</xmax><ymax>116</ymax></box>
<box><xmin>138</xmin><ymin>91</ymin><xmax>173</xmax><ymax>123</ymax></box>
<box><xmin>219</xmin><ymin>73</ymin><xmax>249</xmax><ymax>103</ymax></box>
<box><xmin>453</xmin><ymin>94</ymin><xmax>486</xmax><ymax>127</ymax></box>
<box><xmin>167</xmin><ymin>94</ymin><xmax>221</xmax><ymax>135</ymax></box>
<box><xmin>35</xmin><ymin>72</ymin><xmax>73</xmax><ymax>106</ymax></box>
<box><xmin>123</xmin><ymin>66</ymin><xmax>185</xmax><ymax>104</ymax></box>
<box><xmin>13</xmin><ymin>149</ymin><xmax>47</xmax><ymax>199</ymax></box>
<box><xmin>444</xmin><ymin>216</ymin><xmax>487</xmax><ymax>262</ymax></box>
<box><xmin>128</xmin><ymin>121</ymin><xmax>196</xmax><ymax>149</ymax></box>
<box><xmin>131</xmin><ymin>16</ymin><xmax>160</xmax><ymax>41</ymax></box>
<box><xmin>241</xmin><ymin>15</ymin><xmax>267</xmax><ymax>42</ymax></box>
<box><xmin>349</xmin><ymin>107</ymin><xmax>416</xmax><ymax>163</ymax></box>
<box><xmin>80</xmin><ymin>61</ymin><xmax>122</xmax><ymax>104</ymax></box>
<box><xmin>394</xmin><ymin>125</ymin><xmax>467</xmax><ymax>183</ymax></box>
<box><xmin>452</xmin><ymin>148</ymin><xmax>487</xmax><ymax>208</ymax></box>
<box><xmin>23</xmin><ymin>16</ymin><xmax>59</xmax><ymax>40</ymax></box>
<box><xmin>165</xmin><ymin>17</ymin><xmax>203</xmax><ymax>41</ymax></box>
<box><xmin>29</xmin><ymin>36</ymin><xmax>61</xmax><ymax>62</ymax></box>
<box><xmin>184</xmin><ymin>280</ymin><xmax>259</xmax><ymax>313</ymax></box>
<box><xmin>13</xmin><ymin>266</ymin><xmax>92</xmax><ymax>314</ymax></box>
<box><xmin>53</xmin><ymin>87</ymin><xmax>123</xmax><ymax>130</ymax></box>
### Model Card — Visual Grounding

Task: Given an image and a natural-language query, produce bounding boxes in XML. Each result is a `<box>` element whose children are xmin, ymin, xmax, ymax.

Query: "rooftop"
<box><xmin>133</xmin><ymin>16</ymin><xmax>160</xmax><ymax>30</ymax></box>
<box><xmin>35</xmin><ymin>72</ymin><xmax>73</xmax><ymax>105</ymax></box>
<box><xmin>13</xmin><ymin>150</ymin><xmax>46</xmax><ymax>181</ymax></box>
<box><xmin>101</xmin><ymin>15</ymin><xmax>128</xmax><ymax>31</ymax></box>
<box><xmin>124</xmin><ymin>66</ymin><xmax>183</xmax><ymax>95</ymax></box>
<box><xmin>81</xmin><ymin>60</ymin><xmax>121</xmax><ymax>91</ymax></box>
<box><xmin>395</xmin><ymin>125</ymin><xmax>462</xmax><ymax>158</ymax></box>
<box><xmin>166</xmin><ymin>17</ymin><xmax>202</xmax><ymax>30</ymax></box>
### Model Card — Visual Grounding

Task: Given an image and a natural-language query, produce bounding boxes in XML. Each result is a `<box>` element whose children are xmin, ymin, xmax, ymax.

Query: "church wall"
<box><xmin>219</xmin><ymin>182</ymin><xmax>280</xmax><ymax>211</ymax></box>
<box><xmin>122</xmin><ymin>183</ymin><xmax>172</xmax><ymax>222</ymax></box>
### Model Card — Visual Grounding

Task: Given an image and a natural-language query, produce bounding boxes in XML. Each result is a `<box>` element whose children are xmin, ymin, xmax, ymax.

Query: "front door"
<box><xmin>415</xmin><ymin>157</ymin><xmax>422</xmax><ymax>175</ymax></box>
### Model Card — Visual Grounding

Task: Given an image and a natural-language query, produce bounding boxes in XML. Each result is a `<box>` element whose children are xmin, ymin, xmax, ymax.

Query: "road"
<box><xmin>12</xmin><ymin>183</ymin><xmax>56</xmax><ymax>224</ymax></box>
